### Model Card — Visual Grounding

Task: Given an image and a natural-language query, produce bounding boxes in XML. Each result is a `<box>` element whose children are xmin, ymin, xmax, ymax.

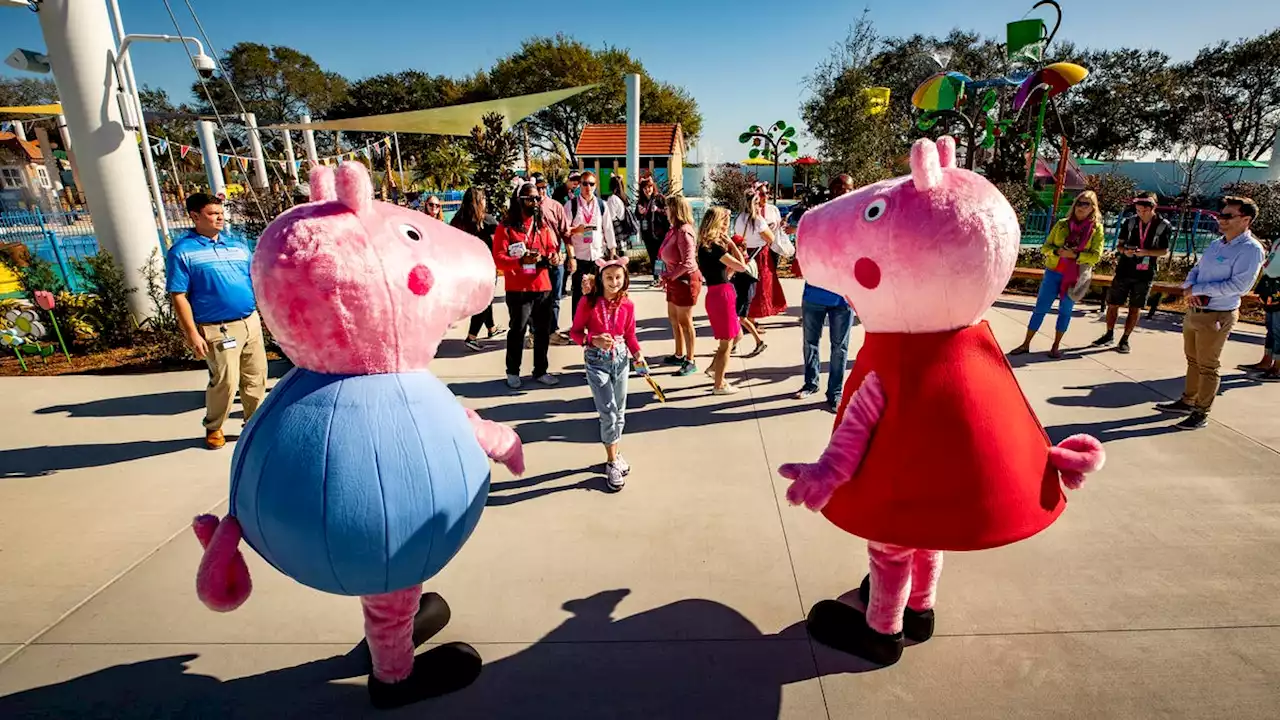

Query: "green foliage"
<box><xmin>0</xmin><ymin>77</ymin><xmax>57</xmax><ymax>106</ymax></box>
<box><xmin>1056</xmin><ymin>49</ymin><xmax>1176</xmax><ymax>158</ymax></box>
<box><xmin>996</xmin><ymin>181</ymin><xmax>1036</xmax><ymax>220</ymax></box>
<box><xmin>1174</xmin><ymin>29</ymin><xmax>1280</xmax><ymax>161</ymax></box>
<box><xmin>0</xmin><ymin>252</ymin><xmax>64</xmax><ymax>300</ymax></box>
<box><xmin>707</xmin><ymin>165</ymin><xmax>757</xmax><ymax>214</ymax></box>
<box><xmin>72</xmin><ymin>251</ymin><xmax>136</xmax><ymax>349</ymax></box>
<box><xmin>488</xmin><ymin>34</ymin><xmax>702</xmax><ymax>163</ymax></box>
<box><xmin>469</xmin><ymin>113</ymin><xmax>520</xmax><ymax>210</ymax></box>
<box><xmin>1222</xmin><ymin>181</ymin><xmax>1280</xmax><ymax>241</ymax></box>
<box><xmin>1085</xmin><ymin>172</ymin><xmax>1139</xmax><ymax>214</ymax></box>
<box><xmin>416</xmin><ymin>143</ymin><xmax>474</xmax><ymax>192</ymax></box>
<box><xmin>137</xmin><ymin>249</ymin><xmax>189</xmax><ymax>361</ymax></box>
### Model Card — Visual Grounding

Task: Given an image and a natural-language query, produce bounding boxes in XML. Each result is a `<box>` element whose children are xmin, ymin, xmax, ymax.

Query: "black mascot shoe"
<box><xmin>412</xmin><ymin>592</ymin><xmax>452</xmax><ymax>646</ymax></box>
<box><xmin>806</xmin><ymin>599</ymin><xmax>904</xmax><ymax>666</ymax></box>
<box><xmin>368</xmin><ymin>642</ymin><xmax>482</xmax><ymax>710</ymax></box>
<box><xmin>858</xmin><ymin>574</ymin><xmax>936</xmax><ymax>643</ymax></box>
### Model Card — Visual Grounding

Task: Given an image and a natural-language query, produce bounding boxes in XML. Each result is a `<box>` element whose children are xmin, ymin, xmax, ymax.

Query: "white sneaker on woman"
<box><xmin>713</xmin><ymin>384</ymin><xmax>739</xmax><ymax>395</ymax></box>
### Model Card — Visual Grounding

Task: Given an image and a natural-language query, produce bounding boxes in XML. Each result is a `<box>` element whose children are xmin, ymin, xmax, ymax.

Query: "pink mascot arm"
<box><xmin>192</xmin><ymin>514</ymin><xmax>252</xmax><ymax>612</ymax></box>
<box><xmin>1049</xmin><ymin>434</ymin><xmax>1106</xmax><ymax>490</ymax></box>
<box><xmin>779</xmin><ymin>372</ymin><xmax>886</xmax><ymax>511</ymax></box>
<box><xmin>465</xmin><ymin>407</ymin><xmax>525</xmax><ymax>476</ymax></box>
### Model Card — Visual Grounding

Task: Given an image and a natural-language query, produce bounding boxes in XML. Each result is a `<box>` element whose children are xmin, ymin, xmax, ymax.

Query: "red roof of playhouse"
<box><xmin>576</xmin><ymin>124</ymin><xmax>683</xmax><ymax>157</ymax></box>
<box><xmin>0</xmin><ymin>132</ymin><xmax>43</xmax><ymax>162</ymax></box>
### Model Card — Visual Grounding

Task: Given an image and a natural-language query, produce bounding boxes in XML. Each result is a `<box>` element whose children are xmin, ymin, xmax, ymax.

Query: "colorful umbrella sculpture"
<box><xmin>1012</xmin><ymin>62</ymin><xmax>1088</xmax><ymax>111</ymax></box>
<box><xmin>912</xmin><ymin>72</ymin><xmax>972</xmax><ymax>112</ymax></box>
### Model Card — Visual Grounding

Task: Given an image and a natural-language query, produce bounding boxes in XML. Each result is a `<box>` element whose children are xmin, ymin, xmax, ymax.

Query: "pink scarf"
<box><xmin>1057</xmin><ymin>218</ymin><xmax>1094</xmax><ymax>299</ymax></box>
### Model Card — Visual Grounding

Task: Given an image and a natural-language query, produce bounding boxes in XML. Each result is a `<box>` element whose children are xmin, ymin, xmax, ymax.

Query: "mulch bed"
<box><xmin>0</xmin><ymin>346</ymin><xmax>286</xmax><ymax>377</ymax></box>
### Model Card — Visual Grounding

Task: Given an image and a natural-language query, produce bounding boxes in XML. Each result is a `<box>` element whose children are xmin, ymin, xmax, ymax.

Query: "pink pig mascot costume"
<box><xmin>191</xmin><ymin>162</ymin><xmax>524</xmax><ymax>709</ymax></box>
<box><xmin>780</xmin><ymin>137</ymin><xmax>1106</xmax><ymax>666</ymax></box>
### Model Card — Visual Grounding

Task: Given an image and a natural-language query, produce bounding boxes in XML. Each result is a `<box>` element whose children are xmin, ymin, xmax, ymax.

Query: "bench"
<box><xmin>1008</xmin><ymin>267</ymin><xmax>1258</xmax><ymax>319</ymax></box>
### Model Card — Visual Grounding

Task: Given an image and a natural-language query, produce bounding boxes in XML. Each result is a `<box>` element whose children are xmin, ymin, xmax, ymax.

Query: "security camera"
<box><xmin>192</xmin><ymin>52</ymin><xmax>216</xmax><ymax>79</ymax></box>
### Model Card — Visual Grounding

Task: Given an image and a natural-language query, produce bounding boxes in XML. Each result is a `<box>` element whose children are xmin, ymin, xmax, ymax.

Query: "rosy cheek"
<box><xmin>854</xmin><ymin>258</ymin><xmax>881</xmax><ymax>290</ymax></box>
<box><xmin>407</xmin><ymin>264</ymin><xmax>434</xmax><ymax>296</ymax></box>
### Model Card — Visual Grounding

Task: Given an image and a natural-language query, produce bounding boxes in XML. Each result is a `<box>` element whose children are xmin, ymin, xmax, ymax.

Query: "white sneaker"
<box><xmin>506</xmin><ymin>374</ymin><xmax>522</xmax><ymax>389</ymax></box>
<box><xmin>605</xmin><ymin>461</ymin><xmax>626</xmax><ymax>491</ymax></box>
<box><xmin>535</xmin><ymin>374</ymin><xmax>560</xmax><ymax>386</ymax></box>
<box><xmin>713</xmin><ymin>384</ymin><xmax>739</xmax><ymax>395</ymax></box>
<box><xmin>615</xmin><ymin>455</ymin><xmax>631</xmax><ymax>476</ymax></box>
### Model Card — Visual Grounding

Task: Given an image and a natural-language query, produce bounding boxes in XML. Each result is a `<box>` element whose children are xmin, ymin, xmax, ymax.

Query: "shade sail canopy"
<box><xmin>0</xmin><ymin>104</ymin><xmax>63</xmax><ymax>115</ymax></box>
<box><xmin>1218</xmin><ymin>159</ymin><xmax>1268</xmax><ymax>168</ymax></box>
<box><xmin>265</xmin><ymin>85</ymin><xmax>596</xmax><ymax>136</ymax></box>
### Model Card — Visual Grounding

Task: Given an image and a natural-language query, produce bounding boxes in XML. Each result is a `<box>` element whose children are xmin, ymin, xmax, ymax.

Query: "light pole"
<box><xmin>109</xmin><ymin>31</ymin><xmax>216</xmax><ymax>248</ymax></box>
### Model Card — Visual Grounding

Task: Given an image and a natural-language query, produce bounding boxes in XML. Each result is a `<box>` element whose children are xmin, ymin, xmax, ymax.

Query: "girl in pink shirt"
<box><xmin>570</xmin><ymin>257</ymin><xmax>647</xmax><ymax>491</ymax></box>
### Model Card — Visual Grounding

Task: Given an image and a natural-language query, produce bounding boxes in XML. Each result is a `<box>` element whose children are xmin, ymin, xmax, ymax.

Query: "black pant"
<box><xmin>467</xmin><ymin>303</ymin><xmax>494</xmax><ymax>337</ymax></box>
<box><xmin>641</xmin><ymin>231</ymin><xmax>663</xmax><ymax>277</ymax></box>
<box><xmin>506</xmin><ymin>291</ymin><xmax>552</xmax><ymax>377</ymax></box>
<box><xmin>569</xmin><ymin>263</ymin><xmax>595</xmax><ymax>321</ymax></box>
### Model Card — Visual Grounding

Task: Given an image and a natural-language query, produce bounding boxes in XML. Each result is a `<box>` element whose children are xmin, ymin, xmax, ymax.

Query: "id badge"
<box><xmin>220</xmin><ymin>335</ymin><xmax>238</xmax><ymax>351</ymax></box>
<box><xmin>507</xmin><ymin>242</ymin><xmax>527</xmax><ymax>258</ymax></box>
<box><xmin>641</xmin><ymin>218</ymin><xmax>651</xmax><ymax>232</ymax></box>
<box><xmin>1137</xmin><ymin>258</ymin><xmax>1150</xmax><ymax>271</ymax></box>
<box><xmin>584</xmin><ymin>229</ymin><xmax>597</xmax><ymax>244</ymax></box>
<box><xmin>522</xmin><ymin>263</ymin><xmax>537</xmax><ymax>275</ymax></box>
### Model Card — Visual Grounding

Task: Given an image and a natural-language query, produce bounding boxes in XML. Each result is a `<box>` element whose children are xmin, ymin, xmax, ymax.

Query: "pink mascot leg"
<box><xmin>908</xmin><ymin>550</ymin><xmax>943</xmax><ymax>612</ymax></box>
<box><xmin>362</xmin><ymin>587</ymin><xmax>421</xmax><ymax>684</ymax></box>
<box><xmin>865</xmin><ymin>542</ymin><xmax>914</xmax><ymax>635</ymax></box>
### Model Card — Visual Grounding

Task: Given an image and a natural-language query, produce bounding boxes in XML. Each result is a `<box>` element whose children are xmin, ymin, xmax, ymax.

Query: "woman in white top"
<box><xmin>607</xmin><ymin>176</ymin><xmax>633</xmax><ymax>251</ymax></box>
<box><xmin>734</xmin><ymin>183</ymin><xmax>789</xmax><ymax>323</ymax></box>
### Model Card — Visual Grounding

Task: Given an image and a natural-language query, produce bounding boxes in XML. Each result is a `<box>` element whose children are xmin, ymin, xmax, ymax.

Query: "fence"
<box><xmin>1021</xmin><ymin>207</ymin><xmax>1223</xmax><ymax>255</ymax></box>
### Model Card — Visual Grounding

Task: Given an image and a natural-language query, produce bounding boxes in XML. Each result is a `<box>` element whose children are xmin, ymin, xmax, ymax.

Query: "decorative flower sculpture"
<box><xmin>4</xmin><ymin>309</ymin><xmax>46</xmax><ymax>341</ymax></box>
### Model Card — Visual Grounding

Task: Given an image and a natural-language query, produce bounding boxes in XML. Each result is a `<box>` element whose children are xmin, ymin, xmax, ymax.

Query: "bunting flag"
<box><xmin>179</xmin><ymin>145</ymin><xmax>191</xmax><ymax>159</ymax></box>
<box><xmin>238</xmin><ymin>157</ymin><xmax>249</xmax><ymax>172</ymax></box>
<box><xmin>220</xmin><ymin>154</ymin><xmax>230</xmax><ymax>168</ymax></box>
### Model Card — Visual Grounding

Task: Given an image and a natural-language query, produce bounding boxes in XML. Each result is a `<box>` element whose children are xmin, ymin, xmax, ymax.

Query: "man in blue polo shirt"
<box><xmin>166</xmin><ymin>192</ymin><xmax>267</xmax><ymax>449</ymax></box>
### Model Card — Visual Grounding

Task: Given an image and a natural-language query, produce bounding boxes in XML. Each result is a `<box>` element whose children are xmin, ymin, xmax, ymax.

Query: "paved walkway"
<box><xmin>1</xmin><ymin>279</ymin><xmax>1277</xmax><ymax>719</ymax></box>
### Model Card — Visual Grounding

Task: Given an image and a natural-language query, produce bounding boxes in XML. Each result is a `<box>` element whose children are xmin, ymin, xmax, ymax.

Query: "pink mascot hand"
<box><xmin>193</xmin><ymin>514</ymin><xmax>253</xmax><ymax>612</ymax></box>
<box><xmin>1049</xmin><ymin>433</ymin><xmax>1106</xmax><ymax>490</ymax></box>
<box><xmin>780</xmin><ymin>372</ymin><xmax>886</xmax><ymax>512</ymax></box>
<box><xmin>466</xmin><ymin>407</ymin><xmax>526</xmax><ymax>476</ymax></box>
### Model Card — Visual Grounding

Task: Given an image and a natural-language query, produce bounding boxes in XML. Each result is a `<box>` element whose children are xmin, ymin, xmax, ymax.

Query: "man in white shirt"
<box><xmin>563</xmin><ymin>170</ymin><xmax>618</xmax><ymax>314</ymax></box>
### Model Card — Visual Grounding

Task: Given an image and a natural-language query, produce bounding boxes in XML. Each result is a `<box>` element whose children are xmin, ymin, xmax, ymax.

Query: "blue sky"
<box><xmin>3</xmin><ymin>0</ymin><xmax>1278</xmax><ymax>164</ymax></box>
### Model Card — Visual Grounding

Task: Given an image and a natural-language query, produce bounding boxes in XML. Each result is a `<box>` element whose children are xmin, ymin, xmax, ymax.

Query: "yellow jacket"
<box><xmin>1041</xmin><ymin>218</ymin><xmax>1104</xmax><ymax>271</ymax></box>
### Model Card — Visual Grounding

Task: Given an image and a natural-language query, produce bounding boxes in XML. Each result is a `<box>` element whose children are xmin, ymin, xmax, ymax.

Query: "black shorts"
<box><xmin>732</xmin><ymin>274</ymin><xmax>756</xmax><ymax>317</ymax></box>
<box><xmin>1108</xmin><ymin>275</ymin><xmax>1154</xmax><ymax>308</ymax></box>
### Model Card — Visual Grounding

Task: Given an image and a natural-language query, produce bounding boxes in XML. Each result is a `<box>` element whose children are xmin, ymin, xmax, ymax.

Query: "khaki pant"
<box><xmin>1181</xmin><ymin>308</ymin><xmax>1237</xmax><ymax>414</ymax></box>
<box><xmin>200</xmin><ymin>311</ymin><xmax>268</xmax><ymax>432</ymax></box>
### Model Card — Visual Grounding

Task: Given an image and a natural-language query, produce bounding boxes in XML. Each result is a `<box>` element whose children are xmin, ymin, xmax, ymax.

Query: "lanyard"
<box><xmin>580</xmin><ymin>197</ymin><xmax>597</xmax><ymax>225</ymax></box>
<box><xmin>1136</xmin><ymin>218</ymin><xmax>1153</xmax><ymax>249</ymax></box>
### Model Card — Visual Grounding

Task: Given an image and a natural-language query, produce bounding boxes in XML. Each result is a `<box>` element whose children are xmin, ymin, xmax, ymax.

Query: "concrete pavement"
<box><xmin>1</xmin><ymin>278</ymin><xmax>1277</xmax><ymax>719</ymax></box>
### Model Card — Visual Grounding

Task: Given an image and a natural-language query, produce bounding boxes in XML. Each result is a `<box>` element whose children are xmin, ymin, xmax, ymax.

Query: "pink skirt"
<box><xmin>705</xmin><ymin>283</ymin><xmax>742</xmax><ymax>340</ymax></box>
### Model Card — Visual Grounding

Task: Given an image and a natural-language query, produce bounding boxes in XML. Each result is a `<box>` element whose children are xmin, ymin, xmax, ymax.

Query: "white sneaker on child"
<box><xmin>605</xmin><ymin>461</ymin><xmax>626</xmax><ymax>491</ymax></box>
<box><xmin>614</xmin><ymin>455</ymin><xmax>631</xmax><ymax>476</ymax></box>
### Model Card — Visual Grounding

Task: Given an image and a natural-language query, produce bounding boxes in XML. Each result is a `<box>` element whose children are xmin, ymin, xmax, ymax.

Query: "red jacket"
<box><xmin>493</xmin><ymin>218</ymin><xmax>560</xmax><ymax>293</ymax></box>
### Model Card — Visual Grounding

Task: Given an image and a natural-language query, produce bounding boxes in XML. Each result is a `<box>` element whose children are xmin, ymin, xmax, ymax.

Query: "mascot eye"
<box><xmin>399</xmin><ymin>224</ymin><xmax>423</xmax><ymax>242</ymax></box>
<box><xmin>864</xmin><ymin>199</ymin><xmax>887</xmax><ymax>222</ymax></box>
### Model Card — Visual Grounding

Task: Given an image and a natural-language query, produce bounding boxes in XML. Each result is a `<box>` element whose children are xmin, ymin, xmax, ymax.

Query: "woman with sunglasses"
<box><xmin>1010</xmin><ymin>190</ymin><xmax>1105</xmax><ymax>359</ymax></box>
<box><xmin>423</xmin><ymin>196</ymin><xmax>445</xmax><ymax>222</ymax></box>
<box><xmin>636</xmin><ymin>175</ymin><xmax>670</xmax><ymax>284</ymax></box>
<box><xmin>736</xmin><ymin>183</ymin><xmax>789</xmax><ymax>325</ymax></box>
<box><xmin>451</xmin><ymin>187</ymin><xmax>505</xmax><ymax>351</ymax></box>
<box><xmin>493</xmin><ymin>183</ymin><xmax>563</xmax><ymax>389</ymax></box>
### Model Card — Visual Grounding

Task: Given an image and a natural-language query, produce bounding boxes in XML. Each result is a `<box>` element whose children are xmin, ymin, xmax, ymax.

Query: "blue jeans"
<box><xmin>585</xmin><ymin>346</ymin><xmax>630</xmax><ymax>445</ymax></box>
<box><xmin>801</xmin><ymin>300</ymin><xmax>855</xmax><ymax>403</ymax></box>
<box><xmin>1028</xmin><ymin>269</ymin><xmax>1076</xmax><ymax>334</ymax></box>
<box><xmin>548</xmin><ymin>263</ymin><xmax>566</xmax><ymax>332</ymax></box>
<box><xmin>1266</xmin><ymin>309</ymin><xmax>1280</xmax><ymax>355</ymax></box>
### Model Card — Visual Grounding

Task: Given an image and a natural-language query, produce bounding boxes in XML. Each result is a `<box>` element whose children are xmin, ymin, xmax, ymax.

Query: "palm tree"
<box><xmin>416</xmin><ymin>144</ymin><xmax>474</xmax><ymax>192</ymax></box>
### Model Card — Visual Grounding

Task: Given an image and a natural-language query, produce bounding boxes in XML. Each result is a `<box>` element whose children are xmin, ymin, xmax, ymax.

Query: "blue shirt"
<box><xmin>1183</xmin><ymin>231</ymin><xmax>1265</xmax><ymax>311</ymax></box>
<box><xmin>802</xmin><ymin>282</ymin><xmax>848</xmax><ymax>308</ymax></box>
<box><xmin>165</xmin><ymin>230</ymin><xmax>257</xmax><ymax>324</ymax></box>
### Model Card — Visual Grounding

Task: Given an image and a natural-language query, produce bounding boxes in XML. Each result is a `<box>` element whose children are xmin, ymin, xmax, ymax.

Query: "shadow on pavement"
<box><xmin>1045</xmin><ymin>413</ymin><xmax>1185</xmax><ymax>444</ymax></box>
<box><xmin>486</xmin><ymin>467</ymin><xmax>611</xmax><ymax>506</ymax></box>
<box><xmin>0</xmin><ymin>590</ymin><xmax>874</xmax><ymax>720</ymax></box>
<box><xmin>1049</xmin><ymin>374</ymin><xmax>1262</xmax><ymax>409</ymax></box>
<box><xmin>0</xmin><ymin>437</ymin><xmax>226</xmax><ymax>478</ymax></box>
<box><xmin>35</xmin><ymin>390</ymin><xmax>205</xmax><ymax>418</ymax></box>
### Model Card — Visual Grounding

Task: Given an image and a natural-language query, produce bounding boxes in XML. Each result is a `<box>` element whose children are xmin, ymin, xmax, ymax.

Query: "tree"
<box><xmin>707</xmin><ymin>165</ymin><xmax>757</xmax><ymax>214</ymax></box>
<box><xmin>1056</xmin><ymin>49</ymin><xmax>1176</xmax><ymax>159</ymax></box>
<box><xmin>1173</xmin><ymin>29</ymin><xmax>1280</xmax><ymax>161</ymax></box>
<box><xmin>0</xmin><ymin>77</ymin><xmax>57</xmax><ymax>107</ymax></box>
<box><xmin>469</xmin><ymin>113</ymin><xmax>519</xmax><ymax>209</ymax></box>
<box><xmin>1085</xmin><ymin>172</ymin><xmax>1139</xmax><ymax>214</ymax></box>
<box><xmin>191</xmin><ymin>43</ymin><xmax>348</xmax><ymax>129</ymax></box>
<box><xmin>802</xmin><ymin>13</ymin><xmax>904</xmax><ymax>187</ymax></box>
<box><xmin>1221</xmin><ymin>181</ymin><xmax>1280</xmax><ymax>241</ymax></box>
<box><xmin>488</xmin><ymin>35</ymin><xmax>702</xmax><ymax>164</ymax></box>
<box><xmin>416</xmin><ymin>143</ymin><xmax>474</xmax><ymax>191</ymax></box>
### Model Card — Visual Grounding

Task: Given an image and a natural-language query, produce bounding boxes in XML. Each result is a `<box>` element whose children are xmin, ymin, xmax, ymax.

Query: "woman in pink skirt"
<box><xmin>697</xmin><ymin>207</ymin><xmax>750</xmax><ymax>394</ymax></box>
<box><xmin>734</xmin><ymin>183</ymin><xmax>788</xmax><ymax>321</ymax></box>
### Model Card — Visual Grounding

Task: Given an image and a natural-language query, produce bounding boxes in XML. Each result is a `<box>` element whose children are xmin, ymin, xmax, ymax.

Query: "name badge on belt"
<box><xmin>218</xmin><ymin>326</ymin><xmax>237</xmax><ymax>351</ymax></box>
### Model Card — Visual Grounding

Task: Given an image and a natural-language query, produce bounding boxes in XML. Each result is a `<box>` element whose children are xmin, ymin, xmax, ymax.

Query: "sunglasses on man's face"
<box><xmin>1219</xmin><ymin>213</ymin><xmax>1240</xmax><ymax>220</ymax></box>
<box><xmin>583</xmin><ymin>181</ymin><xmax>597</xmax><ymax>187</ymax></box>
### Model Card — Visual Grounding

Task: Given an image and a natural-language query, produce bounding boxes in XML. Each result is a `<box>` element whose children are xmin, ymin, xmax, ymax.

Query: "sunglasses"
<box><xmin>1219</xmin><ymin>213</ymin><xmax>1240</xmax><ymax>220</ymax></box>
<box><xmin>1075</xmin><ymin>201</ymin><xmax>1094</xmax><ymax>207</ymax></box>
<box><xmin>520</xmin><ymin>196</ymin><xmax>538</xmax><ymax>203</ymax></box>
<box><xmin>582</xmin><ymin>181</ymin><xmax>597</xmax><ymax>187</ymax></box>
<box><xmin>1134</xmin><ymin>201</ymin><xmax>1155</xmax><ymax>208</ymax></box>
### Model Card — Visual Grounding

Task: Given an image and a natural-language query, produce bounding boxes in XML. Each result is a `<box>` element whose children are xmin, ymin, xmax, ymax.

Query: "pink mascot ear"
<box><xmin>911</xmin><ymin>138</ymin><xmax>943</xmax><ymax>191</ymax></box>
<box><xmin>936</xmin><ymin>136</ymin><xmax>957</xmax><ymax>169</ymax></box>
<box><xmin>308</xmin><ymin>165</ymin><xmax>336</xmax><ymax>202</ymax></box>
<box><xmin>334</xmin><ymin>161</ymin><xmax>373</xmax><ymax>215</ymax></box>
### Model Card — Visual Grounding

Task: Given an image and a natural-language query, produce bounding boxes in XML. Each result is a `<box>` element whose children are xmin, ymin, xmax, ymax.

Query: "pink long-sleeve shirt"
<box><xmin>659</xmin><ymin>223</ymin><xmax>698</xmax><ymax>281</ymax></box>
<box><xmin>569</xmin><ymin>296</ymin><xmax>642</xmax><ymax>357</ymax></box>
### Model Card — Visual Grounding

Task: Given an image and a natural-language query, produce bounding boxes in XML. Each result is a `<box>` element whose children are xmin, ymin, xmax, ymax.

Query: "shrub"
<box><xmin>997</xmin><ymin>181</ymin><xmax>1036</xmax><ymax>221</ymax></box>
<box><xmin>1086</xmin><ymin>172</ymin><xmax>1139</xmax><ymax>215</ymax></box>
<box><xmin>0</xmin><ymin>248</ymin><xmax>65</xmax><ymax>300</ymax></box>
<box><xmin>708</xmin><ymin>165</ymin><xmax>757</xmax><ymax>214</ymax></box>
<box><xmin>72</xmin><ymin>251</ymin><xmax>136</xmax><ymax>349</ymax></box>
<box><xmin>1221</xmin><ymin>181</ymin><xmax>1280</xmax><ymax>242</ymax></box>
<box><xmin>137</xmin><ymin>248</ymin><xmax>189</xmax><ymax>361</ymax></box>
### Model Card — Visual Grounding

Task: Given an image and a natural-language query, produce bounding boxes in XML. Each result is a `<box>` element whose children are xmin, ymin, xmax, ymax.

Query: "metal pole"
<box><xmin>625</xmin><ymin>74</ymin><xmax>640</xmax><ymax>203</ymax></box>
<box><xmin>196</xmin><ymin>119</ymin><xmax>226</xmax><ymax>197</ymax></box>
<box><xmin>301</xmin><ymin>113</ymin><xmax>319</xmax><ymax>167</ymax></box>
<box><xmin>394</xmin><ymin>132</ymin><xmax>404</xmax><ymax>186</ymax></box>
<box><xmin>242</xmin><ymin>112</ymin><xmax>269</xmax><ymax>191</ymax></box>
<box><xmin>35</xmin><ymin>0</ymin><xmax>159</xmax><ymax>319</ymax></box>
<box><xmin>105</xmin><ymin>0</ymin><xmax>171</xmax><ymax>246</ymax></box>
<box><xmin>11</xmin><ymin>120</ymin><xmax>26</xmax><ymax>141</ymax></box>
<box><xmin>282</xmin><ymin>129</ymin><xmax>299</xmax><ymax>184</ymax></box>
<box><xmin>55</xmin><ymin>113</ymin><xmax>82</xmax><ymax>193</ymax></box>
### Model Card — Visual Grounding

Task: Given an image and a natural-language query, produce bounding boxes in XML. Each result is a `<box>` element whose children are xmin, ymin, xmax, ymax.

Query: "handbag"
<box><xmin>769</xmin><ymin>229</ymin><xmax>796</xmax><ymax>258</ymax></box>
<box><xmin>1066</xmin><ymin>264</ymin><xmax>1093</xmax><ymax>302</ymax></box>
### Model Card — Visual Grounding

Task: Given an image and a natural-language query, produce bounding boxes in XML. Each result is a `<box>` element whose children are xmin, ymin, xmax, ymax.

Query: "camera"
<box><xmin>192</xmin><ymin>52</ymin><xmax>216</xmax><ymax>79</ymax></box>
